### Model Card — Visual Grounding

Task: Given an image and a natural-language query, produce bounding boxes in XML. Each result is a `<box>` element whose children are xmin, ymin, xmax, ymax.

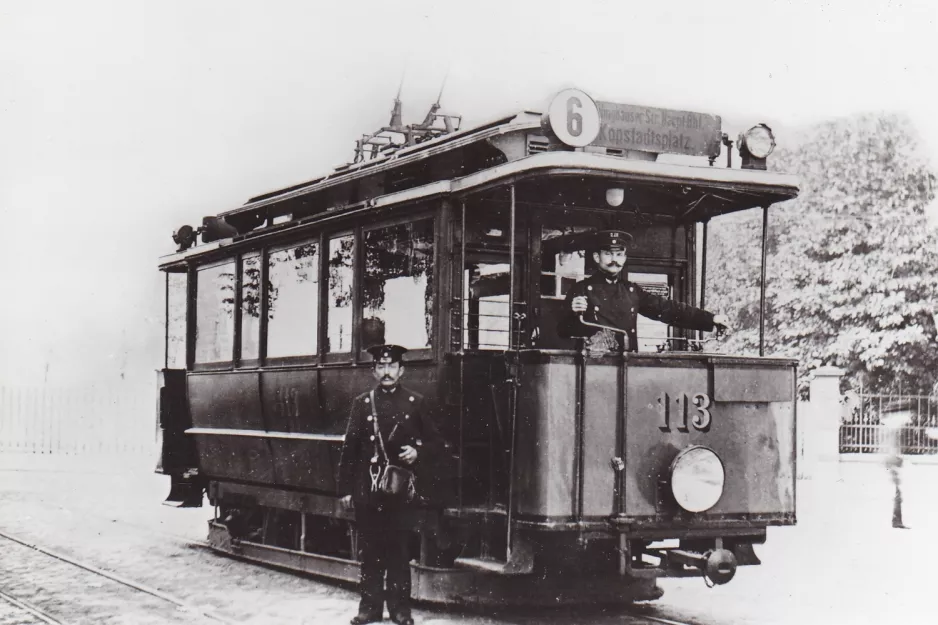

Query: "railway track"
<box><xmin>0</xmin><ymin>530</ymin><xmax>231</xmax><ymax>625</ymax></box>
<box><xmin>0</xmin><ymin>488</ymin><xmax>706</xmax><ymax>625</ymax></box>
<box><xmin>0</xmin><ymin>527</ymin><xmax>709</xmax><ymax>625</ymax></box>
<box><xmin>0</xmin><ymin>587</ymin><xmax>61</xmax><ymax>625</ymax></box>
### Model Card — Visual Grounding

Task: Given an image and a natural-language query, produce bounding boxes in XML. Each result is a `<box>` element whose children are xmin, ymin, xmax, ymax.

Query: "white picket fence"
<box><xmin>0</xmin><ymin>386</ymin><xmax>156</xmax><ymax>455</ymax></box>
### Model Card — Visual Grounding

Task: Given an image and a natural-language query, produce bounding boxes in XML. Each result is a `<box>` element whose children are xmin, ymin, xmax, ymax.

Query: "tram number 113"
<box><xmin>657</xmin><ymin>392</ymin><xmax>712</xmax><ymax>432</ymax></box>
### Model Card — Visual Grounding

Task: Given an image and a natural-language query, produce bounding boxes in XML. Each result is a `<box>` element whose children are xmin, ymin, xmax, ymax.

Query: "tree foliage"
<box><xmin>707</xmin><ymin>113</ymin><xmax>938</xmax><ymax>394</ymax></box>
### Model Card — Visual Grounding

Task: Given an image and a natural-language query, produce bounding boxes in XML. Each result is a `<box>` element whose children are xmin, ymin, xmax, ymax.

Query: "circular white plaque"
<box><xmin>547</xmin><ymin>88</ymin><xmax>600</xmax><ymax>147</ymax></box>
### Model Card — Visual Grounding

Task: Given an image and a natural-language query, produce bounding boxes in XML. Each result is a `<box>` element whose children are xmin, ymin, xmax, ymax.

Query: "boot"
<box><xmin>892</xmin><ymin>484</ymin><xmax>909</xmax><ymax>529</ymax></box>
<box><xmin>350</xmin><ymin>612</ymin><xmax>383</xmax><ymax>625</ymax></box>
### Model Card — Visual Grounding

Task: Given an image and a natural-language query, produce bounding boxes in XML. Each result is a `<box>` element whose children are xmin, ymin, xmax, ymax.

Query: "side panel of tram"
<box><xmin>185</xmin><ymin>366</ymin><xmax>440</xmax><ymax>491</ymax></box>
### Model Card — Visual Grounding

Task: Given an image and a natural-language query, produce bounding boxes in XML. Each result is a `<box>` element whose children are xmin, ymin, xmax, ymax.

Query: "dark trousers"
<box><xmin>890</xmin><ymin>467</ymin><xmax>905</xmax><ymax>527</ymax></box>
<box><xmin>356</xmin><ymin>506</ymin><xmax>413</xmax><ymax>617</ymax></box>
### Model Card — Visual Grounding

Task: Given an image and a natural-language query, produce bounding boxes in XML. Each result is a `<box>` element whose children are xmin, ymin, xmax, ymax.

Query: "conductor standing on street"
<box><xmin>338</xmin><ymin>344</ymin><xmax>441</xmax><ymax>625</ymax></box>
<box><xmin>558</xmin><ymin>229</ymin><xmax>728</xmax><ymax>351</ymax></box>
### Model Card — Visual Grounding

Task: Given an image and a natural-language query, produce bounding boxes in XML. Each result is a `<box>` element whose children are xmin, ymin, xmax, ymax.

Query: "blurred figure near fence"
<box><xmin>882</xmin><ymin>399</ymin><xmax>914</xmax><ymax>529</ymax></box>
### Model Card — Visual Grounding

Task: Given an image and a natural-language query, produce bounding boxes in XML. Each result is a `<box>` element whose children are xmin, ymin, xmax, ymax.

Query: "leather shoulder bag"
<box><xmin>369</xmin><ymin>390</ymin><xmax>417</xmax><ymax>502</ymax></box>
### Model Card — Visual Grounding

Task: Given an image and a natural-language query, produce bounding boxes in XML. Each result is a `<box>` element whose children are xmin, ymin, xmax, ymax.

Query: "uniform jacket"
<box><xmin>337</xmin><ymin>384</ymin><xmax>446</xmax><ymax>508</ymax></box>
<box><xmin>557</xmin><ymin>272</ymin><xmax>715</xmax><ymax>352</ymax></box>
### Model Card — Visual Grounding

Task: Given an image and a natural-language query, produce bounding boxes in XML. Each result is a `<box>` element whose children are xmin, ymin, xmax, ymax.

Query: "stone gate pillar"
<box><xmin>804</xmin><ymin>366</ymin><xmax>845</xmax><ymax>479</ymax></box>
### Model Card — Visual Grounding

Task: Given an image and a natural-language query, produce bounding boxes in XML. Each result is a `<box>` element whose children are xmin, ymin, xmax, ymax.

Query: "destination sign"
<box><xmin>593</xmin><ymin>101</ymin><xmax>722</xmax><ymax>157</ymax></box>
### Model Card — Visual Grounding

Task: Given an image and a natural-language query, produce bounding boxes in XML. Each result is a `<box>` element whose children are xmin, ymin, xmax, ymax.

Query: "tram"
<box><xmin>156</xmin><ymin>89</ymin><xmax>799</xmax><ymax>605</ymax></box>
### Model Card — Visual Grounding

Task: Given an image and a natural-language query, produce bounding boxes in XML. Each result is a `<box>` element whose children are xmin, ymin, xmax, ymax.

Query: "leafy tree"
<box><xmin>707</xmin><ymin>113</ymin><xmax>938</xmax><ymax>395</ymax></box>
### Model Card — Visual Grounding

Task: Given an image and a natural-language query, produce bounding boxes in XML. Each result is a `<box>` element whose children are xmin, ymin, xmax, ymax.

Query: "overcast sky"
<box><xmin>1</xmin><ymin>0</ymin><xmax>936</xmax><ymax>388</ymax></box>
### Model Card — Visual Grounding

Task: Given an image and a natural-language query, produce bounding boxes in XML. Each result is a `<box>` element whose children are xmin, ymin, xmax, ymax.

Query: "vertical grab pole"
<box><xmin>759</xmin><ymin>205</ymin><xmax>770</xmax><ymax>357</ymax></box>
<box><xmin>457</xmin><ymin>201</ymin><xmax>466</xmax><ymax>509</ymax></box>
<box><xmin>508</xmin><ymin>185</ymin><xmax>516</xmax><ymax>349</ymax></box>
<box><xmin>506</xmin><ymin>185</ymin><xmax>519</xmax><ymax>557</ymax></box>
<box><xmin>574</xmin><ymin>340</ymin><xmax>586</xmax><ymax>523</ymax></box>
<box><xmin>164</xmin><ymin>273</ymin><xmax>169</xmax><ymax>369</ymax></box>
<box><xmin>699</xmin><ymin>219</ymin><xmax>709</xmax><ymax>342</ymax></box>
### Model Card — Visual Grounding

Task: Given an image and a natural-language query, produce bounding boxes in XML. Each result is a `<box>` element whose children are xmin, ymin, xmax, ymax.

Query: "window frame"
<box><xmin>163</xmin><ymin>267</ymin><xmax>188</xmax><ymax>370</ymax></box>
<box><xmin>236</xmin><ymin>251</ymin><xmax>263</xmax><ymax>369</ymax></box>
<box><xmin>460</xmin><ymin>251</ymin><xmax>518</xmax><ymax>352</ymax></box>
<box><xmin>262</xmin><ymin>236</ymin><xmax>324</xmax><ymax>368</ymax></box>
<box><xmin>322</xmin><ymin>229</ymin><xmax>356</xmax><ymax>365</ymax></box>
<box><xmin>359</xmin><ymin>210</ymin><xmax>437</xmax><ymax>364</ymax></box>
<box><xmin>191</xmin><ymin>257</ymin><xmax>238</xmax><ymax>371</ymax></box>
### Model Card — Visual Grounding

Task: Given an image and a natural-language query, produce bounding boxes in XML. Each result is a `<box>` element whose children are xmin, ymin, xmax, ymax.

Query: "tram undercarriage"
<box><xmin>201</xmin><ymin>479</ymin><xmax>769</xmax><ymax>605</ymax></box>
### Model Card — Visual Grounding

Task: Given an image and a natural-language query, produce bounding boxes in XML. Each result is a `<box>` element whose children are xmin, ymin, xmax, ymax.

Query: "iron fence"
<box><xmin>0</xmin><ymin>386</ymin><xmax>155</xmax><ymax>455</ymax></box>
<box><xmin>839</xmin><ymin>391</ymin><xmax>938</xmax><ymax>455</ymax></box>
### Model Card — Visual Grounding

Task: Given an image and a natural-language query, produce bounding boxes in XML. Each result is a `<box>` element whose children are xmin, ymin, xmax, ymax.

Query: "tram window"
<box><xmin>540</xmin><ymin>249</ymin><xmax>587</xmax><ymax>299</ymax></box>
<box><xmin>463</xmin><ymin>261</ymin><xmax>511</xmax><ymax>350</ymax></box>
<box><xmin>267</xmin><ymin>240</ymin><xmax>319</xmax><ymax>359</ymax></box>
<box><xmin>326</xmin><ymin>234</ymin><xmax>354</xmax><ymax>354</ymax></box>
<box><xmin>165</xmin><ymin>272</ymin><xmax>187</xmax><ymax>369</ymax></box>
<box><xmin>195</xmin><ymin>261</ymin><xmax>236</xmax><ymax>364</ymax></box>
<box><xmin>240</xmin><ymin>253</ymin><xmax>261</xmax><ymax>361</ymax></box>
<box><xmin>362</xmin><ymin>219</ymin><xmax>434</xmax><ymax>351</ymax></box>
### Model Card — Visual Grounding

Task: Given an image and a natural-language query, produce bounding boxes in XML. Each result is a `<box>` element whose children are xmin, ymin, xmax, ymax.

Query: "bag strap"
<box><xmin>369</xmin><ymin>390</ymin><xmax>390</xmax><ymax>465</ymax></box>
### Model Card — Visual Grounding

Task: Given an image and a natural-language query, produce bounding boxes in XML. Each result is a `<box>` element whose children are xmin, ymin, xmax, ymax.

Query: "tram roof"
<box><xmin>216</xmin><ymin>109</ymin><xmax>797</xmax><ymax>216</ymax></box>
<box><xmin>160</xmin><ymin>149</ymin><xmax>797</xmax><ymax>267</ymax></box>
<box><xmin>162</xmin><ymin>103</ymin><xmax>800</xmax><ymax>267</ymax></box>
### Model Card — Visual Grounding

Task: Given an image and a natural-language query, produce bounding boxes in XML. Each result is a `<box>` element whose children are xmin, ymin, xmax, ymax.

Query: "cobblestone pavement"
<box><xmin>0</xmin><ymin>595</ymin><xmax>49</xmax><ymax>625</ymax></box>
<box><xmin>0</xmin><ymin>453</ymin><xmax>936</xmax><ymax>624</ymax></box>
<box><xmin>0</xmin><ymin>533</ymin><xmax>203</xmax><ymax>625</ymax></box>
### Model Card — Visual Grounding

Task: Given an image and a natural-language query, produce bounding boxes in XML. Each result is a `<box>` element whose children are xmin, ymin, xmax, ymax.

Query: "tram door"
<box><xmin>459</xmin><ymin>253</ymin><xmax>517</xmax><ymax>510</ymax></box>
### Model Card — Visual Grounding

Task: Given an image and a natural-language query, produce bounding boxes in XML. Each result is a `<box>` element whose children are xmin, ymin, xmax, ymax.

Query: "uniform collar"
<box><xmin>378</xmin><ymin>385</ymin><xmax>399</xmax><ymax>394</ymax></box>
<box><xmin>590</xmin><ymin>271</ymin><xmax>624</xmax><ymax>285</ymax></box>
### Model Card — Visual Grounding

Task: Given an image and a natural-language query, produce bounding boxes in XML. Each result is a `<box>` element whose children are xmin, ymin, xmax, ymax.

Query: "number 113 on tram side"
<box><xmin>156</xmin><ymin>88</ymin><xmax>799</xmax><ymax>605</ymax></box>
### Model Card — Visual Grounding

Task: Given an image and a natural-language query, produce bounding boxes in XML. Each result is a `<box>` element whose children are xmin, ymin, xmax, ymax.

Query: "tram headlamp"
<box><xmin>172</xmin><ymin>225</ymin><xmax>197</xmax><ymax>252</ymax></box>
<box><xmin>737</xmin><ymin>124</ymin><xmax>776</xmax><ymax>171</ymax></box>
<box><xmin>670</xmin><ymin>445</ymin><xmax>725</xmax><ymax>513</ymax></box>
<box><xmin>606</xmin><ymin>188</ymin><xmax>625</xmax><ymax>207</ymax></box>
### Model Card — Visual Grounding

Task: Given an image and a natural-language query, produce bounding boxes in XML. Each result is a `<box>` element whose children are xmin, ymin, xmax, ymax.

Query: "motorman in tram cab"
<box><xmin>558</xmin><ymin>229</ymin><xmax>729</xmax><ymax>351</ymax></box>
<box><xmin>338</xmin><ymin>344</ymin><xmax>443</xmax><ymax>625</ymax></box>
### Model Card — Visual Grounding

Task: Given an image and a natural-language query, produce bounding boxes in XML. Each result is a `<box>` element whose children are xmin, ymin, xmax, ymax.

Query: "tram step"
<box><xmin>455</xmin><ymin>545</ymin><xmax>533</xmax><ymax>576</ymax></box>
<box><xmin>455</xmin><ymin>557</ymin><xmax>515</xmax><ymax>574</ymax></box>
